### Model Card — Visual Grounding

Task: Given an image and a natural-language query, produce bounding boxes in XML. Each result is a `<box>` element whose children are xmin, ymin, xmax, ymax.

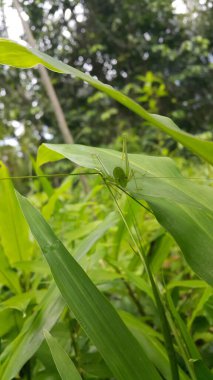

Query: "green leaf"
<box><xmin>124</xmin><ymin>271</ymin><xmax>154</xmax><ymax>301</ymax></box>
<box><xmin>0</xmin><ymin>310</ymin><xmax>18</xmax><ymax>337</ymax></box>
<box><xmin>73</xmin><ymin>212</ymin><xmax>118</xmax><ymax>261</ymax></box>
<box><xmin>42</xmin><ymin>177</ymin><xmax>73</xmax><ymax>219</ymax></box>
<box><xmin>188</xmin><ymin>287</ymin><xmax>213</xmax><ymax>330</ymax></box>
<box><xmin>167</xmin><ymin>280</ymin><xmax>208</xmax><ymax>290</ymax></box>
<box><xmin>0</xmin><ymin>292</ymin><xmax>34</xmax><ymax>313</ymax></box>
<box><xmin>0</xmin><ymin>284</ymin><xmax>64</xmax><ymax>380</ymax></box>
<box><xmin>37</xmin><ymin>143</ymin><xmax>213</xmax><ymax>285</ymax></box>
<box><xmin>149</xmin><ymin>233</ymin><xmax>174</xmax><ymax>274</ymax></box>
<box><xmin>166</xmin><ymin>293</ymin><xmax>213</xmax><ymax>380</ymax></box>
<box><xmin>0</xmin><ymin>161</ymin><xmax>33</xmax><ymax>264</ymax></box>
<box><xmin>17</xmin><ymin>192</ymin><xmax>162</xmax><ymax>380</ymax></box>
<box><xmin>0</xmin><ymin>248</ymin><xmax>21</xmax><ymax>293</ymax></box>
<box><xmin>44</xmin><ymin>330</ymin><xmax>83</xmax><ymax>380</ymax></box>
<box><xmin>120</xmin><ymin>311</ymin><xmax>190</xmax><ymax>380</ymax></box>
<box><xmin>32</xmin><ymin>156</ymin><xmax>54</xmax><ymax>197</ymax></box>
<box><xmin>0</xmin><ymin>38</ymin><xmax>213</xmax><ymax>163</ymax></box>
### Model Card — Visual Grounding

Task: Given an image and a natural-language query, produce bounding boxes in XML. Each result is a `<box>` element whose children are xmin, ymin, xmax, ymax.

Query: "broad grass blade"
<box><xmin>37</xmin><ymin>144</ymin><xmax>213</xmax><ymax>286</ymax></box>
<box><xmin>73</xmin><ymin>212</ymin><xmax>118</xmax><ymax>261</ymax></box>
<box><xmin>44</xmin><ymin>330</ymin><xmax>83</xmax><ymax>380</ymax></box>
<box><xmin>17</xmin><ymin>192</ymin><xmax>162</xmax><ymax>380</ymax></box>
<box><xmin>0</xmin><ymin>161</ymin><xmax>33</xmax><ymax>264</ymax></box>
<box><xmin>120</xmin><ymin>311</ymin><xmax>190</xmax><ymax>380</ymax></box>
<box><xmin>0</xmin><ymin>284</ymin><xmax>64</xmax><ymax>380</ymax></box>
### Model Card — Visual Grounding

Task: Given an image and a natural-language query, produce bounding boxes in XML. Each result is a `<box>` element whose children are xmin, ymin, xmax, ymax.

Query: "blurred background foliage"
<box><xmin>0</xmin><ymin>0</ymin><xmax>213</xmax><ymax>177</ymax></box>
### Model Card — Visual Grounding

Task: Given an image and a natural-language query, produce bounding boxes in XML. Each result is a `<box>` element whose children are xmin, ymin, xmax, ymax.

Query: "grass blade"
<box><xmin>0</xmin><ymin>161</ymin><xmax>33</xmax><ymax>264</ymax></box>
<box><xmin>37</xmin><ymin>144</ymin><xmax>213</xmax><ymax>286</ymax></box>
<box><xmin>44</xmin><ymin>331</ymin><xmax>82</xmax><ymax>380</ymax></box>
<box><xmin>0</xmin><ymin>284</ymin><xmax>64</xmax><ymax>380</ymax></box>
<box><xmin>17</xmin><ymin>191</ymin><xmax>162</xmax><ymax>380</ymax></box>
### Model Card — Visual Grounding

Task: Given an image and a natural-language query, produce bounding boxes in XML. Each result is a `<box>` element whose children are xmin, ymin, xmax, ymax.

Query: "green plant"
<box><xmin>0</xmin><ymin>39</ymin><xmax>212</xmax><ymax>380</ymax></box>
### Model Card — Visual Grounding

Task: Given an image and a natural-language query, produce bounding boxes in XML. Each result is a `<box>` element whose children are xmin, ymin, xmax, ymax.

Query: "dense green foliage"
<box><xmin>0</xmin><ymin>35</ymin><xmax>213</xmax><ymax>379</ymax></box>
<box><xmin>0</xmin><ymin>2</ymin><xmax>213</xmax><ymax>379</ymax></box>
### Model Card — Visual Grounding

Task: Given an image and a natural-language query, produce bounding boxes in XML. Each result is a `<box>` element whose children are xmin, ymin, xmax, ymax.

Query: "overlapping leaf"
<box><xmin>17</xmin><ymin>192</ymin><xmax>162</xmax><ymax>380</ymax></box>
<box><xmin>44</xmin><ymin>331</ymin><xmax>83</xmax><ymax>380</ymax></box>
<box><xmin>37</xmin><ymin>143</ymin><xmax>213</xmax><ymax>285</ymax></box>
<box><xmin>0</xmin><ymin>285</ymin><xmax>64</xmax><ymax>380</ymax></box>
<box><xmin>0</xmin><ymin>161</ymin><xmax>33</xmax><ymax>264</ymax></box>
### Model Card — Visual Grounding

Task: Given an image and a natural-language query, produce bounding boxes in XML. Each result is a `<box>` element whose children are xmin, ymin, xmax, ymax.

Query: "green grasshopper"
<box><xmin>93</xmin><ymin>134</ymin><xmax>153</xmax><ymax>212</ymax></box>
<box><xmin>112</xmin><ymin>133</ymin><xmax>134</xmax><ymax>188</ymax></box>
<box><xmin>1</xmin><ymin>135</ymin><xmax>212</xmax><ymax>201</ymax></box>
<box><xmin>95</xmin><ymin>133</ymin><xmax>136</xmax><ymax>190</ymax></box>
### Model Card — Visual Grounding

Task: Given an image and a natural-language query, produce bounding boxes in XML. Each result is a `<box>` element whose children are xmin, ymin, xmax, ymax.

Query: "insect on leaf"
<box><xmin>37</xmin><ymin>143</ymin><xmax>213</xmax><ymax>286</ymax></box>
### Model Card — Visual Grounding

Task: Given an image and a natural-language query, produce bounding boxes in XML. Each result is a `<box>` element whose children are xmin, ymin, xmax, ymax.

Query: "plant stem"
<box><xmin>166</xmin><ymin>309</ymin><xmax>197</xmax><ymax>380</ymax></box>
<box><xmin>144</xmin><ymin>257</ymin><xmax>180</xmax><ymax>380</ymax></box>
<box><xmin>104</xmin><ymin>180</ymin><xmax>180</xmax><ymax>380</ymax></box>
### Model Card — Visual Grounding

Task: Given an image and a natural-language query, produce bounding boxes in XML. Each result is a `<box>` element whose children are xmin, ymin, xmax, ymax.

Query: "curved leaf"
<box><xmin>44</xmin><ymin>331</ymin><xmax>82</xmax><ymax>380</ymax></box>
<box><xmin>0</xmin><ymin>38</ymin><xmax>213</xmax><ymax>163</ymax></box>
<box><xmin>0</xmin><ymin>161</ymin><xmax>33</xmax><ymax>263</ymax></box>
<box><xmin>17</xmin><ymin>192</ymin><xmax>162</xmax><ymax>380</ymax></box>
<box><xmin>0</xmin><ymin>285</ymin><xmax>64</xmax><ymax>380</ymax></box>
<box><xmin>120</xmin><ymin>311</ymin><xmax>190</xmax><ymax>380</ymax></box>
